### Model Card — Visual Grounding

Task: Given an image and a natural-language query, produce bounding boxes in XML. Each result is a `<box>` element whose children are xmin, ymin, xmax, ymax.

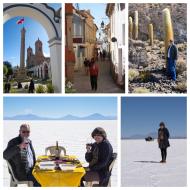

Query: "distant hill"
<box><xmin>122</xmin><ymin>131</ymin><xmax>186</xmax><ymax>139</ymax></box>
<box><xmin>82</xmin><ymin>113</ymin><xmax>116</xmax><ymax>120</ymax></box>
<box><xmin>4</xmin><ymin>113</ymin><xmax>117</xmax><ymax>121</ymax></box>
<box><xmin>60</xmin><ymin>114</ymin><xmax>80</xmax><ymax>120</ymax></box>
<box><xmin>4</xmin><ymin>114</ymin><xmax>48</xmax><ymax>120</ymax></box>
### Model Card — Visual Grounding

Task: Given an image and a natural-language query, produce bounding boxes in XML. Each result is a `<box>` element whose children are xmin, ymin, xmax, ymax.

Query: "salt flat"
<box><xmin>3</xmin><ymin>120</ymin><xmax>118</xmax><ymax>187</ymax></box>
<box><xmin>121</xmin><ymin>139</ymin><xmax>187</xmax><ymax>187</ymax></box>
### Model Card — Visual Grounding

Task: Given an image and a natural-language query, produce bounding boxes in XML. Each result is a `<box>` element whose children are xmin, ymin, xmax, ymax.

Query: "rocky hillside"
<box><xmin>128</xmin><ymin>4</ymin><xmax>187</xmax><ymax>93</ymax></box>
<box><xmin>129</xmin><ymin>39</ymin><xmax>186</xmax><ymax>93</ymax></box>
<box><xmin>129</xmin><ymin>3</ymin><xmax>187</xmax><ymax>43</ymax></box>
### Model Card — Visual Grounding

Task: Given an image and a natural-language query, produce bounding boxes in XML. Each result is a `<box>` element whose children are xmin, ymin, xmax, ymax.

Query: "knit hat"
<box><xmin>91</xmin><ymin>127</ymin><xmax>107</xmax><ymax>139</ymax></box>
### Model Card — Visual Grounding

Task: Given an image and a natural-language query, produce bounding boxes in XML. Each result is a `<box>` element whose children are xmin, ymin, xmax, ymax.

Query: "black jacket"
<box><xmin>3</xmin><ymin>135</ymin><xmax>36</xmax><ymax>181</ymax></box>
<box><xmin>85</xmin><ymin>139</ymin><xmax>113</xmax><ymax>186</ymax></box>
<box><xmin>29</xmin><ymin>81</ymin><xmax>35</xmax><ymax>92</ymax></box>
<box><xmin>158</xmin><ymin>128</ymin><xmax>170</xmax><ymax>149</ymax></box>
<box><xmin>167</xmin><ymin>44</ymin><xmax>178</xmax><ymax>60</ymax></box>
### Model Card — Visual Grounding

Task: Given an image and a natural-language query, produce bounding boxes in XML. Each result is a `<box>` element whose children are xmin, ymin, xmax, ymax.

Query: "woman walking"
<box><xmin>158</xmin><ymin>122</ymin><xmax>170</xmax><ymax>163</ymax></box>
<box><xmin>89</xmin><ymin>58</ymin><xmax>99</xmax><ymax>91</ymax></box>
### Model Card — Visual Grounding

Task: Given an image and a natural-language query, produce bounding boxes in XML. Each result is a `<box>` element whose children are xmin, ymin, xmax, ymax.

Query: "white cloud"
<box><xmin>43</xmin><ymin>52</ymin><xmax>50</xmax><ymax>57</ymax></box>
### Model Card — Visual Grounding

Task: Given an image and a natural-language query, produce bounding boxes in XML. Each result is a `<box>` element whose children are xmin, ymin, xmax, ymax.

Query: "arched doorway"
<box><xmin>38</xmin><ymin>68</ymin><xmax>40</xmax><ymax>78</ymax></box>
<box><xmin>41</xmin><ymin>67</ymin><xmax>43</xmax><ymax>79</ymax></box>
<box><xmin>44</xmin><ymin>64</ymin><xmax>49</xmax><ymax>79</ymax></box>
<box><xmin>4</xmin><ymin>3</ymin><xmax>62</xmax><ymax>92</ymax></box>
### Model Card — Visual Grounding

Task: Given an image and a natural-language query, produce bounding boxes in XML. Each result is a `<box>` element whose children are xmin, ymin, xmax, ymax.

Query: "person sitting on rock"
<box><xmin>167</xmin><ymin>39</ymin><xmax>178</xmax><ymax>81</ymax></box>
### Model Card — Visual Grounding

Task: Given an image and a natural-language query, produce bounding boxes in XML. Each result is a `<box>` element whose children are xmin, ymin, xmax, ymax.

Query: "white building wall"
<box><xmin>110</xmin><ymin>4</ymin><xmax>125</xmax><ymax>84</ymax></box>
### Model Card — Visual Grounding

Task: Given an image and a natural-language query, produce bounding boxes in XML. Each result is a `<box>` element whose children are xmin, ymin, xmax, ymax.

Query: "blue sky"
<box><xmin>121</xmin><ymin>97</ymin><xmax>187</xmax><ymax>138</ymax></box>
<box><xmin>4</xmin><ymin>97</ymin><xmax>117</xmax><ymax>118</ymax></box>
<box><xmin>3</xmin><ymin>3</ymin><xmax>61</xmax><ymax>67</ymax></box>
<box><xmin>48</xmin><ymin>3</ymin><xmax>61</xmax><ymax>10</ymax></box>
<box><xmin>75</xmin><ymin>3</ymin><xmax>109</xmax><ymax>28</ymax></box>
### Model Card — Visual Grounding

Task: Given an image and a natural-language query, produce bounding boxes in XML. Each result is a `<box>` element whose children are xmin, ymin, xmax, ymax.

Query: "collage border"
<box><xmin>0</xmin><ymin>0</ymin><xmax>189</xmax><ymax>189</ymax></box>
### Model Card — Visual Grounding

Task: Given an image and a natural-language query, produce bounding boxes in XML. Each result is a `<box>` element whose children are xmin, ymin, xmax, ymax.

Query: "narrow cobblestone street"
<box><xmin>73</xmin><ymin>59</ymin><xmax>124</xmax><ymax>93</ymax></box>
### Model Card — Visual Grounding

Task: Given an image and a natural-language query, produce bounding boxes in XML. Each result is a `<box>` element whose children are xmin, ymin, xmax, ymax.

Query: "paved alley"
<box><xmin>73</xmin><ymin>59</ymin><xmax>124</xmax><ymax>93</ymax></box>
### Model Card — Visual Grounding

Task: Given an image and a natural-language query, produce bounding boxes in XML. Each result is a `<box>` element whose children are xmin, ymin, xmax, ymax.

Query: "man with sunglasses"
<box><xmin>3</xmin><ymin>124</ymin><xmax>40</xmax><ymax>186</ymax></box>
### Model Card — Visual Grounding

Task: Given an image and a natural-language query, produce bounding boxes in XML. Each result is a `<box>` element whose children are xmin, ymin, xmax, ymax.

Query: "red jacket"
<box><xmin>90</xmin><ymin>64</ymin><xmax>99</xmax><ymax>76</ymax></box>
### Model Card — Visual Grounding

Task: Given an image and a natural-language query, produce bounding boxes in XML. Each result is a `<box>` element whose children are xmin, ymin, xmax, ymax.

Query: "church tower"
<box><xmin>35</xmin><ymin>38</ymin><xmax>44</xmax><ymax>56</ymax></box>
<box><xmin>35</xmin><ymin>38</ymin><xmax>45</xmax><ymax>65</ymax></box>
<box><xmin>26</xmin><ymin>46</ymin><xmax>33</xmax><ymax>68</ymax></box>
<box><xmin>27</xmin><ymin>46</ymin><xmax>33</xmax><ymax>57</ymax></box>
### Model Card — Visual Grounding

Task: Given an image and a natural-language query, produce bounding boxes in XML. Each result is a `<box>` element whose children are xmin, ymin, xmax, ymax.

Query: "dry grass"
<box><xmin>128</xmin><ymin>69</ymin><xmax>139</xmax><ymax>81</ymax></box>
<box><xmin>173</xmin><ymin>82</ymin><xmax>187</xmax><ymax>93</ymax></box>
<box><xmin>176</xmin><ymin>58</ymin><xmax>186</xmax><ymax>75</ymax></box>
<box><xmin>177</xmin><ymin>43</ymin><xmax>186</xmax><ymax>52</ymax></box>
<box><xmin>133</xmin><ymin>87</ymin><xmax>150</xmax><ymax>93</ymax></box>
<box><xmin>139</xmin><ymin>71</ymin><xmax>152</xmax><ymax>82</ymax></box>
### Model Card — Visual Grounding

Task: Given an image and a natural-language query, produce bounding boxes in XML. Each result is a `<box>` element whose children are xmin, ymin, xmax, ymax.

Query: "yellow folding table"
<box><xmin>32</xmin><ymin>155</ymin><xmax>86</xmax><ymax>187</ymax></box>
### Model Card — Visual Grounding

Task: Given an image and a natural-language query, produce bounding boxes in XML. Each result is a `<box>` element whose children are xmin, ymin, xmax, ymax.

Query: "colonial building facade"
<box><xmin>73</xmin><ymin>8</ymin><xmax>85</xmax><ymax>71</ymax></box>
<box><xmin>26</xmin><ymin>38</ymin><xmax>51</xmax><ymax>79</ymax></box>
<box><xmin>72</xmin><ymin>8</ymin><xmax>98</xmax><ymax>71</ymax></box>
<box><xmin>65</xmin><ymin>3</ymin><xmax>75</xmax><ymax>82</ymax></box>
<box><xmin>65</xmin><ymin>4</ymin><xmax>98</xmax><ymax>81</ymax></box>
<box><xmin>106</xmin><ymin>3</ymin><xmax>125</xmax><ymax>87</ymax></box>
<box><xmin>80</xmin><ymin>9</ymin><xmax>98</xmax><ymax>60</ymax></box>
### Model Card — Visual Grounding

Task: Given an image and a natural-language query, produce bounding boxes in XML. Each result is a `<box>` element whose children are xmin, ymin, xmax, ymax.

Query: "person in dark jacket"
<box><xmin>84</xmin><ymin>58</ymin><xmax>89</xmax><ymax>75</ymax></box>
<box><xmin>82</xmin><ymin>127</ymin><xmax>113</xmax><ymax>186</ymax></box>
<box><xmin>28</xmin><ymin>79</ymin><xmax>35</xmax><ymax>93</ymax></box>
<box><xmin>167</xmin><ymin>39</ymin><xmax>178</xmax><ymax>81</ymax></box>
<box><xmin>18</xmin><ymin>82</ymin><xmax>22</xmax><ymax>89</ymax></box>
<box><xmin>157</xmin><ymin>122</ymin><xmax>170</xmax><ymax>163</ymax></box>
<box><xmin>4</xmin><ymin>80</ymin><xmax>11</xmax><ymax>93</ymax></box>
<box><xmin>89</xmin><ymin>58</ymin><xmax>99</xmax><ymax>91</ymax></box>
<box><xmin>3</xmin><ymin>124</ymin><xmax>40</xmax><ymax>186</ymax></box>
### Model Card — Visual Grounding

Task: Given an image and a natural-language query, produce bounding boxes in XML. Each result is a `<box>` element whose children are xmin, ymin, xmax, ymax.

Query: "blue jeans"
<box><xmin>167</xmin><ymin>58</ymin><xmax>176</xmax><ymax>81</ymax></box>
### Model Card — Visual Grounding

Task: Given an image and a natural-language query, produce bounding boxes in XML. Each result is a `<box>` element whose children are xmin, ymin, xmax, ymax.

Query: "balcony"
<box><xmin>73</xmin><ymin>35</ymin><xmax>84</xmax><ymax>43</ymax></box>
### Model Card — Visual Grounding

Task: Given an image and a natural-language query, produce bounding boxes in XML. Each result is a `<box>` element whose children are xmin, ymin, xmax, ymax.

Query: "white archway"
<box><xmin>4</xmin><ymin>3</ymin><xmax>62</xmax><ymax>93</ymax></box>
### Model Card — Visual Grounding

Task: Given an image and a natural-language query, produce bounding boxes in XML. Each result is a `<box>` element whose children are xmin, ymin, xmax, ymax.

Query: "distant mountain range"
<box><xmin>4</xmin><ymin>113</ymin><xmax>117</xmax><ymax>121</ymax></box>
<box><xmin>127</xmin><ymin>132</ymin><xmax>158</xmax><ymax>139</ymax></box>
<box><xmin>122</xmin><ymin>131</ymin><xmax>186</xmax><ymax>139</ymax></box>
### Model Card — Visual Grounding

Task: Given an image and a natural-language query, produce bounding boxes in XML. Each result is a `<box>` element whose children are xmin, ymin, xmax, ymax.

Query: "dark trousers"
<box><xmin>28</xmin><ymin>89</ymin><xmax>34</xmax><ymax>93</ymax></box>
<box><xmin>161</xmin><ymin>148</ymin><xmax>167</xmax><ymax>161</ymax></box>
<box><xmin>80</xmin><ymin>171</ymin><xmax>99</xmax><ymax>186</ymax></box>
<box><xmin>167</xmin><ymin>58</ymin><xmax>176</xmax><ymax>81</ymax></box>
<box><xmin>27</xmin><ymin>169</ymin><xmax>41</xmax><ymax>187</ymax></box>
<box><xmin>90</xmin><ymin>76</ymin><xmax>98</xmax><ymax>91</ymax></box>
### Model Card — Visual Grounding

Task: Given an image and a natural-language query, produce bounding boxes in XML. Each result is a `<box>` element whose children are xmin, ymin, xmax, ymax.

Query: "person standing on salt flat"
<box><xmin>157</xmin><ymin>122</ymin><xmax>170</xmax><ymax>163</ymax></box>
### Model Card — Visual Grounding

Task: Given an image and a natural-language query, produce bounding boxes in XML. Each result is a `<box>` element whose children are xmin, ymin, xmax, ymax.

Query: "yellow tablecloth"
<box><xmin>32</xmin><ymin>155</ymin><xmax>85</xmax><ymax>187</ymax></box>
